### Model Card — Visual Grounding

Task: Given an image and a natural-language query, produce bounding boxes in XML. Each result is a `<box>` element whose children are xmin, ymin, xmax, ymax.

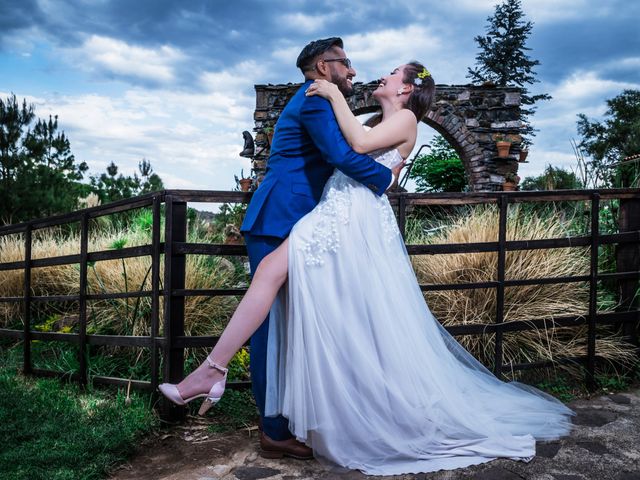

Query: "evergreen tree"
<box><xmin>577</xmin><ymin>89</ymin><xmax>640</xmax><ymax>187</ymax></box>
<box><xmin>409</xmin><ymin>135</ymin><xmax>467</xmax><ymax>192</ymax></box>
<box><xmin>0</xmin><ymin>94</ymin><xmax>165</xmax><ymax>224</ymax></box>
<box><xmin>90</xmin><ymin>158</ymin><xmax>164</xmax><ymax>204</ymax></box>
<box><xmin>467</xmin><ymin>0</ymin><xmax>550</xmax><ymax>146</ymax></box>
<box><xmin>0</xmin><ymin>94</ymin><xmax>88</xmax><ymax>224</ymax></box>
<box><xmin>138</xmin><ymin>158</ymin><xmax>164</xmax><ymax>194</ymax></box>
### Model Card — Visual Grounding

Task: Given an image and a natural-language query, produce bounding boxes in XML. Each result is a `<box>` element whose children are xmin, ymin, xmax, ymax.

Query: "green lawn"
<box><xmin>0</xmin><ymin>365</ymin><xmax>159</xmax><ymax>480</ymax></box>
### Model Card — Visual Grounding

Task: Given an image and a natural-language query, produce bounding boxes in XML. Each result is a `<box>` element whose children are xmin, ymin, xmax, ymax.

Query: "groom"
<box><xmin>240</xmin><ymin>37</ymin><xmax>403</xmax><ymax>458</ymax></box>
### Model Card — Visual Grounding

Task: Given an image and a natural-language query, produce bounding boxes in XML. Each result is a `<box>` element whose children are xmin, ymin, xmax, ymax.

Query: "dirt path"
<box><xmin>109</xmin><ymin>388</ymin><xmax>640</xmax><ymax>480</ymax></box>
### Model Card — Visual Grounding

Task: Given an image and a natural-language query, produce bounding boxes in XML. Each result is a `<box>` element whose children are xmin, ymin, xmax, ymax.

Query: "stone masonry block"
<box><xmin>504</xmin><ymin>92</ymin><xmax>521</xmax><ymax>105</ymax></box>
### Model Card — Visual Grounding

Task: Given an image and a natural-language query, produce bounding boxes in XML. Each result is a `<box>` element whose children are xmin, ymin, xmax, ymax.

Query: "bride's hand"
<box><xmin>305</xmin><ymin>79</ymin><xmax>340</xmax><ymax>101</ymax></box>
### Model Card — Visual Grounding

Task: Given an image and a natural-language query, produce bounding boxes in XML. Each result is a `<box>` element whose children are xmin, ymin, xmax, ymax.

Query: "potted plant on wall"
<box><xmin>495</xmin><ymin>134</ymin><xmax>512</xmax><ymax>158</ymax></box>
<box><xmin>519</xmin><ymin>148</ymin><xmax>529</xmax><ymax>162</ymax></box>
<box><xmin>235</xmin><ymin>169</ymin><xmax>253</xmax><ymax>192</ymax></box>
<box><xmin>502</xmin><ymin>172</ymin><xmax>520</xmax><ymax>191</ymax></box>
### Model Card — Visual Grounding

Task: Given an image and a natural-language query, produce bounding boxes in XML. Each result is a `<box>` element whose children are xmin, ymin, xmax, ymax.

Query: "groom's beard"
<box><xmin>331</xmin><ymin>73</ymin><xmax>353</xmax><ymax>96</ymax></box>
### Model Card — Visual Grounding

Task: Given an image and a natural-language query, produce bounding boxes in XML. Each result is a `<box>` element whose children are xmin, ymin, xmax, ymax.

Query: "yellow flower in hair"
<box><xmin>417</xmin><ymin>67</ymin><xmax>431</xmax><ymax>80</ymax></box>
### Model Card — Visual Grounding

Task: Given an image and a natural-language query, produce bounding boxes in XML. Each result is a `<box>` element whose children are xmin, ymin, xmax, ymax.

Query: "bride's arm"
<box><xmin>305</xmin><ymin>79</ymin><xmax>416</xmax><ymax>154</ymax></box>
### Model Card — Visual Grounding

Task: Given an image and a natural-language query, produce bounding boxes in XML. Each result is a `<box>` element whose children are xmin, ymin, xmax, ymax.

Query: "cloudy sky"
<box><xmin>1</xmin><ymin>0</ymin><xmax>639</xmax><ymax>198</ymax></box>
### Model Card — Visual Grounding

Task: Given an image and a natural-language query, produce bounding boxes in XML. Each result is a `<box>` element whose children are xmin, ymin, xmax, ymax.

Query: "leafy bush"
<box><xmin>521</xmin><ymin>165</ymin><xmax>583</xmax><ymax>191</ymax></box>
<box><xmin>409</xmin><ymin>135</ymin><xmax>467</xmax><ymax>192</ymax></box>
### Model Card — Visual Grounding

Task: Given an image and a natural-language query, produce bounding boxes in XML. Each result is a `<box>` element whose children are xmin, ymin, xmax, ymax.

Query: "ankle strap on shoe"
<box><xmin>206</xmin><ymin>356</ymin><xmax>228</xmax><ymax>374</ymax></box>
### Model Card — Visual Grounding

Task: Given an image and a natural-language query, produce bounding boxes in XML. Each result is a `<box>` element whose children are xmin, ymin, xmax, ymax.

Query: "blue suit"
<box><xmin>241</xmin><ymin>79</ymin><xmax>391</xmax><ymax>440</ymax></box>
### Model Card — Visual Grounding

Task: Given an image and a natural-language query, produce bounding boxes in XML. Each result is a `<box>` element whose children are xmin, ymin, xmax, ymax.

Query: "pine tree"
<box><xmin>0</xmin><ymin>94</ymin><xmax>88</xmax><ymax>224</ymax></box>
<box><xmin>467</xmin><ymin>0</ymin><xmax>550</xmax><ymax>146</ymax></box>
<box><xmin>90</xmin><ymin>159</ymin><xmax>164</xmax><ymax>204</ymax></box>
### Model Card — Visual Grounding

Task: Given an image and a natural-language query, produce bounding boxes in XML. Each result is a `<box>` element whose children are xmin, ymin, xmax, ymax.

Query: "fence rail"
<box><xmin>0</xmin><ymin>188</ymin><xmax>639</xmax><ymax>421</ymax></box>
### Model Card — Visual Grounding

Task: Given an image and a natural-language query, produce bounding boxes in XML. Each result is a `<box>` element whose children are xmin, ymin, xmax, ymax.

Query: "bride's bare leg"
<box><xmin>176</xmin><ymin>238</ymin><xmax>289</xmax><ymax>400</ymax></box>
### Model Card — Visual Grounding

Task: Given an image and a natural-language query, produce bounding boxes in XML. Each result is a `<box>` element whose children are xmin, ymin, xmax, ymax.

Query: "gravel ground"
<box><xmin>109</xmin><ymin>387</ymin><xmax>640</xmax><ymax>480</ymax></box>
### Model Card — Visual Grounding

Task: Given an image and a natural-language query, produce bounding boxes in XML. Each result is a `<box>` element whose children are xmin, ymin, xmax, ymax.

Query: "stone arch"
<box><xmin>249</xmin><ymin>82</ymin><xmax>524</xmax><ymax>191</ymax></box>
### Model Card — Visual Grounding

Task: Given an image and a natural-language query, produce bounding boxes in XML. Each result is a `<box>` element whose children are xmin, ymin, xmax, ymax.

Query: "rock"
<box><xmin>504</xmin><ymin>92</ymin><xmax>521</xmax><ymax>106</ymax></box>
<box><xmin>537</xmin><ymin>441</ymin><xmax>562</xmax><ymax>458</ymax></box>
<box><xmin>576</xmin><ymin>440</ymin><xmax>609</xmax><ymax>455</ymax></box>
<box><xmin>572</xmin><ymin>409</ymin><xmax>619</xmax><ymax>427</ymax></box>
<box><xmin>609</xmin><ymin>394</ymin><xmax>632</xmax><ymax>405</ymax></box>
<box><xmin>615</xmin><ymin>472</ymin><xmax>640</xmax><ymax>480</ymax></box>
<box><xmin>246</xmin><ymin>452</ymin><xmax>258</xmax><ymax>462</ymax></box>
<box><xmin>233</xmin><ymin>466</ymin><xmax>281</xmax><ymax>480</ymax></box>
<box><xmin>209</xmin><ymin>464</ymin><xmax>232</xmax><ymax>477</ymax></box>
<box><xmin>232</xmin><ymin>450</ymin><xmax>249</xmax><ymax>464</ymax></box>
<box><xmin>473</xmin><ymin>466</ymin><xmax>523</xmax><ymax>479</ymax></box>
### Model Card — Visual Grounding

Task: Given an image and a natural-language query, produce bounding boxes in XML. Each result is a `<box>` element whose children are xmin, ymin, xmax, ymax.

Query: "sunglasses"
<box><xmin>322</xmin><ymin>57</ymin><xmax>352</xmax><ymax>69</ymax></box>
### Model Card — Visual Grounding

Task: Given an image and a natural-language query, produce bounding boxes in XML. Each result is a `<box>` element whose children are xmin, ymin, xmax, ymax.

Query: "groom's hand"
<box><xmin>387</xmin><ymin>160</ymin><xmax>406</xmax><ymax>191</ymax></box>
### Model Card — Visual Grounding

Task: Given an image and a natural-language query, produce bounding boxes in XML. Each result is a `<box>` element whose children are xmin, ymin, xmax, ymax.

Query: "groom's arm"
<box><xmin>300</xmin><ymin>95</ymin><xmax>392</xmax><ymax>196</ymax></box>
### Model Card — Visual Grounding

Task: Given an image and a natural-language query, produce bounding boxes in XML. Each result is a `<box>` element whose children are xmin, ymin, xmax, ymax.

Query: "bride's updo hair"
<box><xmin>402</xmin><ymin>61</ymin><xmax>436</xmax><ymax>121</ymax></box>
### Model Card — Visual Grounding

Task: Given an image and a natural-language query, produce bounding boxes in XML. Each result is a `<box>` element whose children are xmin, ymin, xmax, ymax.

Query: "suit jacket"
<box><xmin>241</xmin><ymin>79</ymin><xmax>392</xmax><ymax>238</ymax></box>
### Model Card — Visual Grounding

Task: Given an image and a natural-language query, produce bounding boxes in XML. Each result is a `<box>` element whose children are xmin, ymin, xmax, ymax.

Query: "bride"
<box><xmin>160</xmin><ymin>61</ymin><xmax>575</xmax><ymax>475</ymax></box>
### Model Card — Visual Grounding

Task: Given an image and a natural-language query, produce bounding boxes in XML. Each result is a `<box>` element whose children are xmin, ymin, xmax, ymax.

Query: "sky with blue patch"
<box><xmin>1</xmin><ymin>0</ymin><xmax>639</xmax><ymax>196</ymax></box>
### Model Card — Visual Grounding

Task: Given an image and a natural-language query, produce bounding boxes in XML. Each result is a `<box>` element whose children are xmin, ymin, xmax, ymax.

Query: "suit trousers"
<box><xmin>243</xmin><ymin>233</ymin><xmax>292</xmax><ymax>441</ymax></box>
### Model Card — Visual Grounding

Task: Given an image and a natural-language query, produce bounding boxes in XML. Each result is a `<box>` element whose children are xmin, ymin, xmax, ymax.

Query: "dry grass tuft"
<box><xmin>0</xmin><ymin>225</ymin><xmax>244</xmax><ymax>338</ymax></box>
<box><xmin>408</xmin><ymin>205</ymin><xmax>636</xmax><ymax>375</ymax></box>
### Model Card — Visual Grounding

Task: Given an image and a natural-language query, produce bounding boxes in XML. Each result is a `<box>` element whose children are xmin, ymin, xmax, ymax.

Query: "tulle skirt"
<box><xmin>264</xmin><ymin>172</ymin><xmax>575</xmax><ymax>475</ymax></box>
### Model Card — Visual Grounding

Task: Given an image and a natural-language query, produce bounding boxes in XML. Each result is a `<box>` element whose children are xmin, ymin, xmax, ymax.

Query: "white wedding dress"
<box><xmin>264</xmin><ymin>148</ymin><xmax>575</xmax><ymax>475</ymax></box>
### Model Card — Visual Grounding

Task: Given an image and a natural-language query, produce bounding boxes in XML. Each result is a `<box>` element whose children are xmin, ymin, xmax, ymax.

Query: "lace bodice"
<box><xmin>327</xmin><ymin>148</ymin><xmax>402</xmax><ymax>189</ymax></box>
<box><xmin>369</xmin><ymin>148</ymin><xmax>404</xmax><ymax>169</ymax></box>
<box><xmin>297</xmin><ymin>148</ymin><xmax>402</xmax><ymax>266</ymax></box>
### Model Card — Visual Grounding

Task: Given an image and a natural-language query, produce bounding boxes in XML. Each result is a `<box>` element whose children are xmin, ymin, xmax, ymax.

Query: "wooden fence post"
<box><xmin>78</xmin><ymin>213</ymin><xmax>89</xmax><ymax>386</ymax></box>
<box><xmin>150</xmin><ymin>196</ymin><xmax>162</xmax><ymax>395</ymax></box>
<box><xmin>22</xmin><ymin>225</ymin><xmax>32</xmax><ymax>375</ymax></box>
<box><xmin>616</xmin><ymin>197</ymin><xmax>640</xmax><ymax>346</ymax></box>
<box><xmin>160</xmin><ymin>196</ymin><xmax>187</xmax><ymax>421</ymax></box>
<box><xmin>586</xmin><ymin>193</ymin><xmax>600</xmax><ymax>391</ymax></box>
<box><xmin>493</xmin><ymin>195</ymin><xmax>508</xmax><ymax>379</ymax></box>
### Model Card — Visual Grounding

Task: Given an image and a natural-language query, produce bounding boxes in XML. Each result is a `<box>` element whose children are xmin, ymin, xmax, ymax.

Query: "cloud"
<box><xmin>2</xmin><ymin>0</ymin><xmax>639</xmax><ymax>189</ymax></box>
<box><xmin>65</xmin><ymin>35</ymin><xmax>185</xmax><ymax>84</ymax></box>
<box><xmin>338</xmin><ymin>25</ymin><xmax>446</xmax><ymax>82</ymax></box>
<box><xmin>445</xmin><ymin>0</ymin><xmax>618</xmax><ymax>23</ymax></box>
<box><xmin>271</xmin><ymin>44</ymin><xmax>300</xmax><ymax>66</ymax></box>
<box><xmin>602</xmin><ymin>55</ymin><xmax>640</xmax><ymax>78</ymax></box>
<box><xmin>517</xmin><ymin>149</ymin><xmax>579</xmax><ymax>179</ymax></box>
<box><xmin>613</xmin><ymin>56</ymin><xmax>640</xmax><ymax>69</ymax></box>
<box><xmin>269</xmin><ymin>23</ymin><xmax>457</xmax><ymax>84</ymax></box>
<box><xmin>1</xmin><ymin>77</ymin><xmax>255</xmax><ymax>193</ymax></box>
<box><xmin>278</xmin><ymin>12</ymin><xmax>337</xmax><ymax>33</ymax></box>
<box><xmin>550</xmin><ymin>70</ymin><xmax>639</xmax><ymax>103</ymax></box>
<box><xmin>345</xmin><ymin>25</ymin><xmax>442</xmax><ymax>63</ymax></box>
<box><xmin>525</xmin><ymin>68</ymin><xmax>639</xmax><ymax>161</ymax></box>
<box><xmin>200</xmin><ymin>60</ymin><xmax>266</xmax><ymax>94</ymax></box>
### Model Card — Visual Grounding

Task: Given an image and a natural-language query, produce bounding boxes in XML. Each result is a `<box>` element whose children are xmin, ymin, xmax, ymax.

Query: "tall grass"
<box><xmin>407</xmin><ymin>204</ymin><xmax>636</xmax><ymax>377</ymax></box>
<box><xmin>0</xmin><ymin>211</ymin><xmax>248</xmax><ymax>379</ymax></box>
<box><xmin>1</xmin><ymin>205</ymin><xmax>635</xmax><ymax>382</ymax></box>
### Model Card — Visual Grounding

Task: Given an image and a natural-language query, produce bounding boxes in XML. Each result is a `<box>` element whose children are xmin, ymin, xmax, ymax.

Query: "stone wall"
<box><xmin>249</xmin><ymin>81</ymin><xmax>524</xmax><ymax>191</ymax></box>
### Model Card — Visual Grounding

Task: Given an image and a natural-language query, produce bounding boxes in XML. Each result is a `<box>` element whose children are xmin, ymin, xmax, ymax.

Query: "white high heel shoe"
<box><xmin>158</xmin><ymin>355</ymin><xmax>228</xmax><ymax>416</ymax></box>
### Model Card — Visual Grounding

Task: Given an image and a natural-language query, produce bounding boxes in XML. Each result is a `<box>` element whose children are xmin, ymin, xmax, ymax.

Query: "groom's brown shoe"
<box><xmin>259</xmin><ymin>432</ymin><xmax>313</xmax><ymax>460</ymax></box>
